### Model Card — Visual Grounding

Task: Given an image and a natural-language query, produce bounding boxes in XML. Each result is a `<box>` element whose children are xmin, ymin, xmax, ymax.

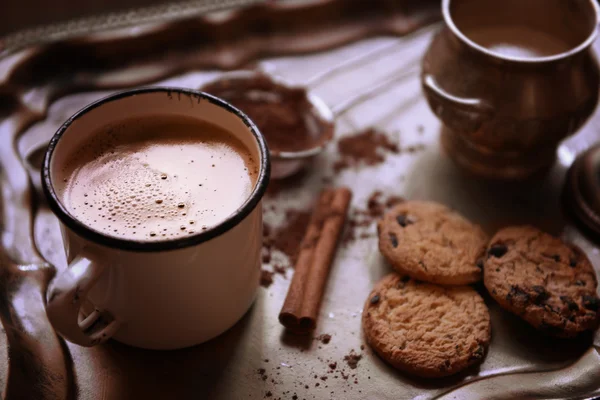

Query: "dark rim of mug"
<box><xmin>443</xmin><ymin>0</ymin><xmax>600</xmax><ymax>64</ymax></box>
<box><xmin>42</xmin><ymin>87</ymin><xmax>271</xmax><ymax>252</ymax></box>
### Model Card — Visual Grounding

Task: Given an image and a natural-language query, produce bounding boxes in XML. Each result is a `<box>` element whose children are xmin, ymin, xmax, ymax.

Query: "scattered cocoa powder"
<box><xmin>344</xmin><ymin>350</ymin><xmax>362</xmax><ymax>370</ymax></box>
<box><xmin>385</xmin><ymin>195</ymin><xmax>405</xmax><ymax>209</ymax></box>
<box><xmin>333</xmin><ymin>128</ymin><xmax>399</xmax><ymax>172</ymax></box>
<box><xmin>342</xmin><ymin>191</ymin><xmax>405</xmax><ymax>245</ymax></box>
<box><xmin>269</xmin><ymin>209</ymin><xmax>311</xmax><ymax>265</ymax></box>
<box><xmin>263</xmin><ymin>224</ymin><xmax>271</xmax><ymax>238</ymax></box>
<box><xmin>316</xmin><ymin>334</ymin><xmax>331</xmax><ymax>344</ymax></box>
<box><xmin>262</xmin><ymin>251</ymin><xmax>272</xmax><ymax>264</ymax></box>
<box><xmin>273</xmin><ymin>264</ymin><xmax>286</xmax><ymax>276</ymax></box>
<box><xmin>258</xmin><ymin>368</ymin><xmax>268</xmax><ymax>382</ymax></box>
<box><xmin>329</xmin><ymin>362</ymin><xmax>337</xmax><ymax>370</ymax></box>
<box><xmin>364</xmin><ymin>191</ymin><xmax>405</xmax><ymax>218</ymax></box>
<box><xmin>260</xmin><ymin>270</ymin><xmax>274</xmax><ymax>288</ymax></box>
<box><xmin>322</xmin><ymin>176</ymin><xmax>333</xmax><ymax>185</ymax></box>
<box><xmin>405</xmin><ymin>144</ymin><xmax>426</xmax><ymax>153</ymax></box>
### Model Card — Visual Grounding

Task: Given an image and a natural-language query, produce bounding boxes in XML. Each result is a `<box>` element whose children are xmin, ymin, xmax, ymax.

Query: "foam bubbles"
<box><xmin>57</xmin><ymin>115</ymin><xmax>257</xmax><ymax>241</ymax></box>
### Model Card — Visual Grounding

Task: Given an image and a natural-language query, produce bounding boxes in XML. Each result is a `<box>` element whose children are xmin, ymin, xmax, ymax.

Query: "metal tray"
<box><xmin>1</xmin><ymin>0</ymin><xmax>599</xmax><ymax>399</ymax></box>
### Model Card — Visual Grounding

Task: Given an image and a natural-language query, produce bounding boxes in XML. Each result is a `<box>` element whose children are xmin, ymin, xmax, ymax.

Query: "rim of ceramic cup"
<box><xmin>442</xmin><ymin>0</ymin><xmax>600</xmax><ymax>64</ymax></box>
<box><xmin>42</xmin><ymin>87</ymin><xmax>271</xmax><ymax>252</ymax></box>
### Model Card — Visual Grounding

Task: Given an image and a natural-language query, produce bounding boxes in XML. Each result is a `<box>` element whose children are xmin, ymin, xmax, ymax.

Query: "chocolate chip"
<box><xmin>532</xmin><ymin>286</ymin><xmax>550</xmax><ymax>305</ymax></box>
<box><xmin>575</xmin><ymin>280</ymin><xmax>586</xmax><ymax>286</ymax></box>
<box><xmin>370</xmin><ymin>294</ymin><xmax>380</xmax><ymax>305</ymax></box>
<box><xmin>476</xmin><ymin>258</ymin><xmax>484</xmax><ymax>269</ymax></box>
<box><xmin>544</xmin><ymin>254</ymin><xmax>560</xmax><ymax>262</ymax></box>
<box><xmin>439</xmin><ymin>360</ymin><xmax>451</xmax><ymax>371</ymax></box>
<box><xmin>582</xmin><ymin>295</ymin><xmax>599</xmax><ymax>311</ymax></box>
<box><xmin>389</xmin><ymin>233</ymin><xmax>398</xmax><ymax>248</ymax></box>
<box><xmin>488</xmin><ymin>243</ymin><xmax>508</xmax><ymax>258</ymax></box>
<box><xmin>507</xmin><ymin>285</ymin><xmax>529</xmax><ymax>304</ymax></box>
<box><xmin>544</xmin><ymin>304</ymin><xmax>560</xmax><ymax>314</ymax></box>
<box><xmin>560</xmin><ymin>296</ymin><xmax>579</xmax><ymax>311</ymax></box>
<box><xmin>396</xmin><ymin>275</ymin><xmax>410</xmax><ymax>289</ymax></box>
<box><xmin>569</xmin><ymin>258</ymin><xmax>578</xmax><ymax>268</ymax></box>
<box><xmin>396</xmin><ymin>214</ymin><xmax>413</xmax><ymax>227</ymax></box>
<box><xmin>468</xmin><ymin>345</ymin><xmax>484</xmax><ymax>361</ymax></box>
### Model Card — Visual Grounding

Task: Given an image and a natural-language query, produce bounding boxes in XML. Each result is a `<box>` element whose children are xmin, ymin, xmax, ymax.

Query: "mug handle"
<box><xmin>46</xmin><ymin>255</ymin><xmax>121</xmax><ymax>347</ymax></box>
<box><xmin>422</xmin><ymin>74</ymin><xmax>494</xmax><ymax>120</ymax></box>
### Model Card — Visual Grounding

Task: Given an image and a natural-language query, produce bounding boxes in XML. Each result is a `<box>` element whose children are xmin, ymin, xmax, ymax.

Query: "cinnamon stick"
<box><xmin>279</xmin><ymin>187</ymin><xmax>352</xmax><ymax>334</ymax></box>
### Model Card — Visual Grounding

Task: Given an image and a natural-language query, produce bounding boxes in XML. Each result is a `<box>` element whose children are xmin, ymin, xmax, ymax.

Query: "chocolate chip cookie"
<box><xmin>362</xmin><ymin>273</ymin><xmax>491</xmax><ymax>378</ymax></box>
<box><xmin>484</xmin><ymin>225</ymin><xmax>600</xmax><ymax>338</ymax></box>
<box><xmin>377</xmin><ymin>201</ymin><xmax>488</xmax><ymax>285</ymax></box>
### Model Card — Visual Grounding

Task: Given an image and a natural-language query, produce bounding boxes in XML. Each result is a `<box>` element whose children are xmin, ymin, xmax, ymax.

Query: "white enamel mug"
<box><xmin>42</xmin><ymin>88</ymin><xmax>270</xmax><ymax>350</ymax></box>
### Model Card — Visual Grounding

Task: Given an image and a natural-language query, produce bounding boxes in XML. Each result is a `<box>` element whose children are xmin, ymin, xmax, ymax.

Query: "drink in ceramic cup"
<box><xmin>421</xmin><ymin>0</ymin><xmax>600</xmax><ymax>179</ymax></box>
<box><xmin>56</xmin><ymin>115</ymin><xmax>259</xmax><ymax>240</ymax></box>
<box><xmin>43</xmin><ymin>88</ymin><xmax>270</xmax><ymax>349</ymax></box>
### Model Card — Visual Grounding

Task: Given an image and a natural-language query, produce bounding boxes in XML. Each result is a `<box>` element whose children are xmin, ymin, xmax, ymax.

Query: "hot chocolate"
<box><xmin>56</xmin><ymin>115</ymin><xmax>258</xmax><ymax>241</ymax></box>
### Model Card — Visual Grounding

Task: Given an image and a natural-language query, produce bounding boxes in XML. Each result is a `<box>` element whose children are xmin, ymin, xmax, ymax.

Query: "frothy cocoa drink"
<box><xmin>56</xmin><ymin>115</ymin><xmax>258</xmax><ymax>241</ymax></box>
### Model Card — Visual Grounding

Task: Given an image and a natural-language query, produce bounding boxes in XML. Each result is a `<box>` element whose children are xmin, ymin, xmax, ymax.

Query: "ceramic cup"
<box><xmin>42</xmin><ymin>88</ymin><xmax>270</xmax><ymax>350</ymax></box>
<box><xmin>422</xmin><ymin>0</ymin><xmax>600</xmax><ymax>179</ymax></box>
